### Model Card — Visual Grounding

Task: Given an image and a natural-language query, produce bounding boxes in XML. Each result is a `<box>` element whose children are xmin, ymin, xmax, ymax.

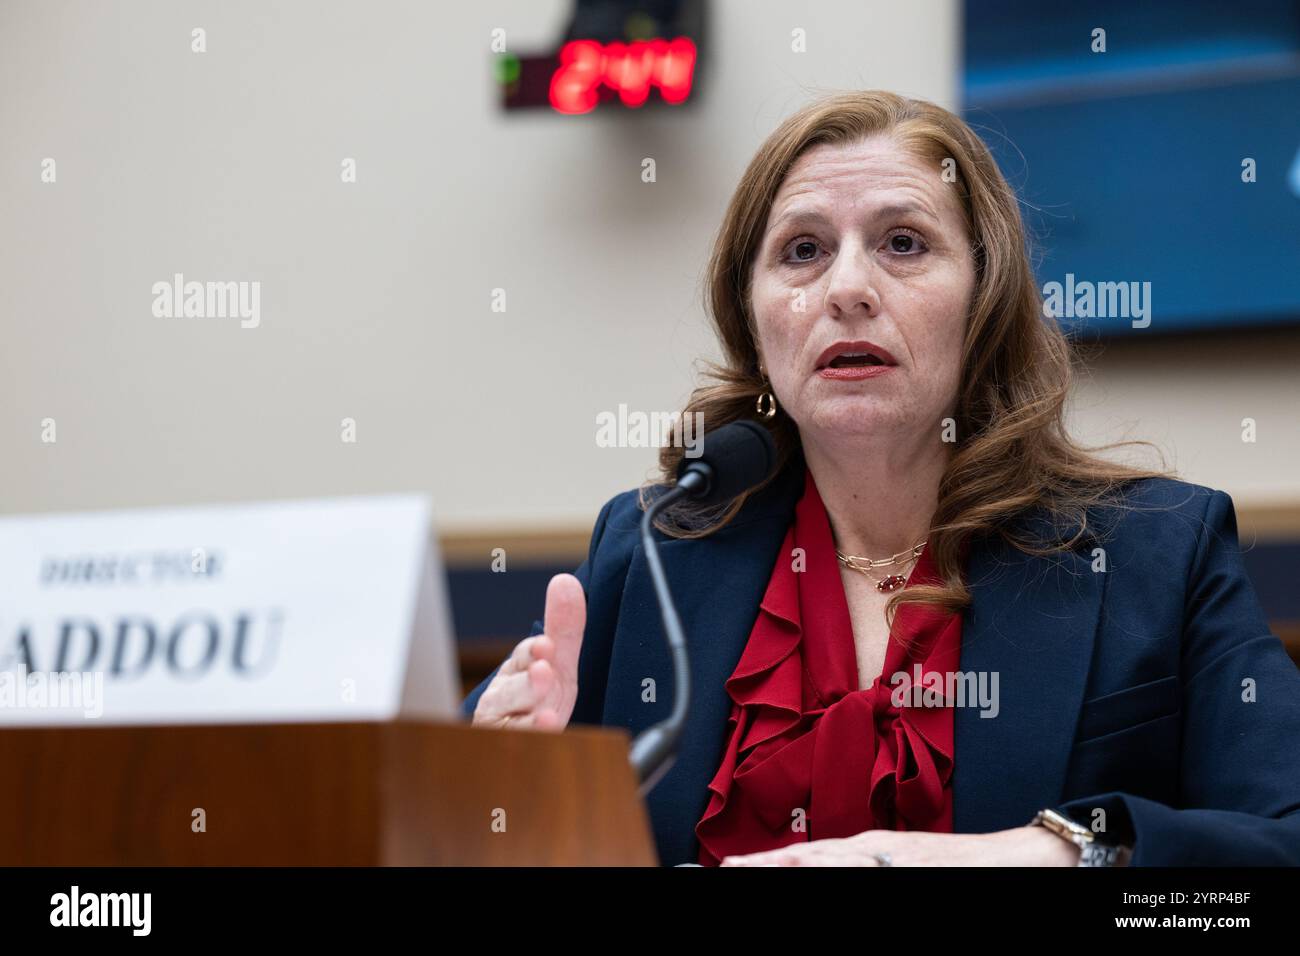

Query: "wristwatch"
<box><xmin>1030</xmin><ymin>808</ymin><xmax>1132</xmax><ymax>867</ymax></box>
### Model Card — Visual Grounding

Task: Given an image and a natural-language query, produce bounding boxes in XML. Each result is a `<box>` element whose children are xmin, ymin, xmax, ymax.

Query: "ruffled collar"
<box><xmin>694</xmin><ymin>466</ymin><xmax>962</xmax><ymax>864</ymax></box>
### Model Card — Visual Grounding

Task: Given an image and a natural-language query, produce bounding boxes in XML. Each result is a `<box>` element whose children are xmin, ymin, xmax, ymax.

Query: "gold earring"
<box><xmin>756</xmin><ymin>384</ymin><xmax>778</xmax><ymax>419</ymax></box>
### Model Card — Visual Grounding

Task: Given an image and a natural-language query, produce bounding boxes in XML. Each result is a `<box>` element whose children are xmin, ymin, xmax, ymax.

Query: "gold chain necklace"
<box><xmin>835</xmin><ymin>541</ymin><xmax>926</xmax><ymax>593</ymax></box>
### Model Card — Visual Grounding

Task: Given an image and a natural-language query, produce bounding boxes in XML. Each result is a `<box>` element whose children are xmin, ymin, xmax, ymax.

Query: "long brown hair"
<box><xmin>640</xmin><ymin>89</ymin><xmax>1175</xmax><ymax>625</ymax></box>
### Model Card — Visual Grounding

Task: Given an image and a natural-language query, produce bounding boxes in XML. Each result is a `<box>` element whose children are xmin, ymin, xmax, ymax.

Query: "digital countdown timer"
<box><xmin>499</xmin><ymin>36</ymin><xmax>699</xmax><ymax>114</ymax></box>
<box><xmin>549</xmin><ymin>37</ymin><xmax>697</xmax><ymax>113</ymax></box>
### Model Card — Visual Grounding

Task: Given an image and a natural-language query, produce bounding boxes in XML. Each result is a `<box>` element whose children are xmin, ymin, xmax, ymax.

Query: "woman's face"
<box><xmin>749</xmin><ymin>135</ymin><xmax>976</xmax><ymax>446</ymax></box>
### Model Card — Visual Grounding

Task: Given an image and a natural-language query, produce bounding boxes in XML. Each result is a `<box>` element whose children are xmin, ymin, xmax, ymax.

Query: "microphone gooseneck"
<box><xmin>628</xmin><ymin>421</ymin><xmax>777</xmax><ymax>794</ymax></box>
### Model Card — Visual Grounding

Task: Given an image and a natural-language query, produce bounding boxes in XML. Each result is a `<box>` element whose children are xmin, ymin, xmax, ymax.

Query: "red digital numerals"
<box><xmin>549</xmin><ymin>37</ymin><xmax>697</xmax><ymax>114</ymax></box>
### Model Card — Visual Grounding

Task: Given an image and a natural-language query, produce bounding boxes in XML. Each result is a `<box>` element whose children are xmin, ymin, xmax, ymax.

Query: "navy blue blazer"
<box><xmin>462</xmin><ymin>458</ymin><xmax>1300</xmax><ymax>866</ymax></box>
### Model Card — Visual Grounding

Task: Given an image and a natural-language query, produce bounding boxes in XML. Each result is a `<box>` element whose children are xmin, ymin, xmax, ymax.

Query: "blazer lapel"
<box><xmin>953</xmin><ymin>518</ymin><xmax>1104</xmax><ymax>833</ymax></box>
<box><xmin>602</xmin><ymin>462</ymin><xmax>803</xmax><ymax>865</ymax></box>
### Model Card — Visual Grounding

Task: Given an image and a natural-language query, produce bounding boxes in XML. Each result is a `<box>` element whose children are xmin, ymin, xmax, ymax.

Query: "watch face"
<box><xmin>1040</xmin><ymin>810</ymin><xmax>1087</xmax><ymax>839</ymax></box>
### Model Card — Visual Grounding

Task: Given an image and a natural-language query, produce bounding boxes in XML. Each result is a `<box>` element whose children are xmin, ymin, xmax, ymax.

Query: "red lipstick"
<box><xmin>814</xmin><ymin>340</ymin><xmax>898</xmax><ymax>381</ymax></box>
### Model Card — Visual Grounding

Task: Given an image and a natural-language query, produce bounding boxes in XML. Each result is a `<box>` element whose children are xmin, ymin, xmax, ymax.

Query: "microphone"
<box><xmin>629</xmin><ymin>421</ymin><xmax>778</xmax><ymax>795</ymax></box>
<box><xmin>675</xmin><ymin>419</ymin><xmax>778</xmax><ymax>507</ymax></box>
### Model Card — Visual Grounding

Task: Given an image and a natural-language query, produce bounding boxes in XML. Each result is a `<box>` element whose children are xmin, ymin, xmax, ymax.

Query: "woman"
<box><xmin>462</xmin><ymin>91</ymin><xmax>1300</xmax><ymax>867</ymax></box>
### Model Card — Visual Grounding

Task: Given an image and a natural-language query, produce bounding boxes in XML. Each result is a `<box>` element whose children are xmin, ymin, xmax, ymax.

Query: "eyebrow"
<box><xmin>768</xmin><ymin>200</ymin><xmax>941</xmax><ymax>233</ymax></box>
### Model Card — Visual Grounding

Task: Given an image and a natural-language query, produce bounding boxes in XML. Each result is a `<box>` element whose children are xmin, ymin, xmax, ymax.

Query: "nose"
<box><xmin>823</xmin><ymin>240</ymin><xmax>881</xmax><ymax>319</ymax></box>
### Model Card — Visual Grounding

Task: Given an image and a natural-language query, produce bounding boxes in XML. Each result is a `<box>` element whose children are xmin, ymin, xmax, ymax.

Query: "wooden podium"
<box><xmin>0</xmin><ymin>720</ymin><xmax>658</xmax><ymax>866</ymax></box>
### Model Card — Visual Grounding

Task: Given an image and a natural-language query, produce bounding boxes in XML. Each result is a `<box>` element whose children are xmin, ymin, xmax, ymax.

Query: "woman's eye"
<box><xmin>789</xmin><ymin>239</ymin><xmax>819</xmax><ymax>262</ymax></box>
<box><xmin>884</xmin><ymin>230</ymin><xmax>927</xmax><ymax>255</ymax></box>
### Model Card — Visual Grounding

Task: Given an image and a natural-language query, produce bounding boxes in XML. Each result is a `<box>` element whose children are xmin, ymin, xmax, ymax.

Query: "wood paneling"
<box><xmin>0</xmin><ymin>721</ymin><xmax>656</xmax><ymax>866</ymax></box>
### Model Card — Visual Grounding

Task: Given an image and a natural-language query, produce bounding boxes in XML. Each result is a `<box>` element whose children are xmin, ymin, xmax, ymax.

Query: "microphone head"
<box><xmin>676</xmin><ymin>420</ymin><xmax>777</xmax><ymax>507</ymax></box>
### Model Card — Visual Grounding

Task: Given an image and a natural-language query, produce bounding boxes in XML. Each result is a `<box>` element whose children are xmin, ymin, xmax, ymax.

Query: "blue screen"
<box><xmin>963</xmin><ymin>0</ymin><xmax>1300</xmax><ymax>337</ymax></box>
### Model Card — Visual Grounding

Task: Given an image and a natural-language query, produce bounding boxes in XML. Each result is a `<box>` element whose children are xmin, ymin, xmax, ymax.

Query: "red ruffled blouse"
<box><xmin>695</xmin><ymin>466</ymin><xmax>963</xmax><ymax>865</ymax></box>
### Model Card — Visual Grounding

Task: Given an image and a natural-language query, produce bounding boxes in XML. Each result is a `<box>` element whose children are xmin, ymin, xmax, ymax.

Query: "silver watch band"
<box><xmin>1078</xmin><ymin>840</ymin><xmax>1126</xmax><ymax>867</ymax></box>
<box><xmin>1030</xmin><ymin>808</ymin><xmax>1131</xmax><ymax>867</ymax></box>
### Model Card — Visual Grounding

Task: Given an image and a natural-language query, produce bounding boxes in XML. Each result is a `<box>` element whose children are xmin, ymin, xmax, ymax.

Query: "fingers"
<box><xmin>472</xmin><ymin>574</ymin><xmax>586</xmax><ymax>732</ymax></box>
<box><xmin>479</xmin><ymin>657</ymin><xmax>555</xmax><ymax>718</ymax></box>
<box><xmin>503</xmin><ymin>634</ymin><xmax>554</xmax><ymax>675</ymax></box>
<box><xmin>475</xmin><ymin>702</ymin><xmax>561</xmax><ymax>731</ymax></box>
<box><xmin>542</xmin><ymin>573</ymin><xmax>586</xmax><ymax>658</ymax></box>
<box><xmin>720</xmin><ymin>836</ymin><xmax>893</xmax><ymax>867</ymax></box>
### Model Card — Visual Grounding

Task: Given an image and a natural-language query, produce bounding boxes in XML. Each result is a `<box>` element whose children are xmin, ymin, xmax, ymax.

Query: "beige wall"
<box><xmin>1066</xmin><ymin>329</ymin><xmax>1300</xmax><ymax>513</ymax></box>
<box><xmin>1</xmin><ymin>0</ymin><xmax>1294</xmax><ymax>540</ymax></box>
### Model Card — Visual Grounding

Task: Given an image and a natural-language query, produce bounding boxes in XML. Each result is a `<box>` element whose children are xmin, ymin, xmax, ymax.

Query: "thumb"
<box><xmin>542</xmin><ymin>573</ymin><xmax>586</xmax><ymax>666</ymax></box>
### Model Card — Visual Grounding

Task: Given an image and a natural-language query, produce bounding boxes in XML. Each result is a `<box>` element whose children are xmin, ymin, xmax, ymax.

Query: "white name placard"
<box><xmin>0</xmin><ymin>495</ymin><xmax>459</xmax><ymax>725</ymax></box>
